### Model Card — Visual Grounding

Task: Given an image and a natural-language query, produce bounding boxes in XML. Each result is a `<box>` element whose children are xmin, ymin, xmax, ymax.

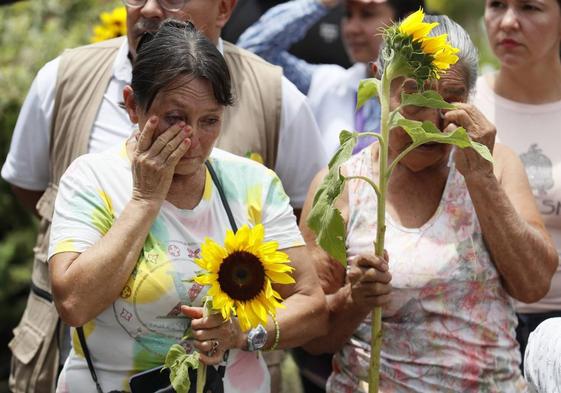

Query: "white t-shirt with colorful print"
<box><xmin>48</xmin><ymin>144</ymin><xmax>305</xmax><ymax>393</ymax></box>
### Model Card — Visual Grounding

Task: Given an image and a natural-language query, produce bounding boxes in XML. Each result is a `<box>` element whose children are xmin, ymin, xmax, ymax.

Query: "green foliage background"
<box><xmin>0</xmin><ymin>1</ymin><xmax>120</xmax><ymax>390</ymax></box>
<box><xmin>0</xmin><ymin>1</ymin><xmax>494</xmax><ymax>391</ymax></box>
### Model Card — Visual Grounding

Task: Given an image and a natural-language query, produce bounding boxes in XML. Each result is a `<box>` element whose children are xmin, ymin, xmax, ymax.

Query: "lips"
<box><xmin>499</xmin><ymin>38</ymin><xmax>521</xmax><ymax>48</ymax></box>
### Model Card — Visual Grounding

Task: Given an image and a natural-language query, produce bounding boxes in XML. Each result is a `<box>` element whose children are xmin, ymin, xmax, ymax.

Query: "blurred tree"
<box><xmin>0</xmin><ymin>1</ymin><xmax>120</xmax><ymax>390</ymax></box>
<box><xmin>426</xmin><ymin>0</ymin><xmax>499</xmax><ymax>70</ymax></box>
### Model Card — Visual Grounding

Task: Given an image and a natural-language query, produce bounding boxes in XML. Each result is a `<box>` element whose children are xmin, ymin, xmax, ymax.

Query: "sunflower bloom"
<box><xmin>91</xmin><ymin>6</ymin><xmax>127</xmax><ymax>43</ymax></box>
<box><xmin>398</xmin><ymin>9</ymin><xmax>438</xmax><ymax>42</ymax></box>
<box><xmin>384</xmin><ymin>8</ymin><xmax>459</xmax><ymax>81</ymax></box>
<box><xmin>194</xmin><ymin>224</ymin><xmax>294</xmax><ymax>332</ymax></box>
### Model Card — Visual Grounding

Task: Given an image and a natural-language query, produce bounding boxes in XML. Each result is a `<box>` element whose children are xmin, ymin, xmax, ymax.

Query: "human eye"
<box><xmin>164</xmin><ymin>113</ymin><xmax>185</xmax><ymax>126</ymax></box>
<box><xmin>521</xmin><ymin>2</ymin><xmax>541</xmax><ymax>11</ymax></box>
<box><xmin>487</xmin><ymin>0</ymin><xmax>505</xmax><ymax>8</ymax></box>
<box><xmin>201</xmin><ymin>116</ymin><xmax>220</xmax><ymax>129</ymax></box>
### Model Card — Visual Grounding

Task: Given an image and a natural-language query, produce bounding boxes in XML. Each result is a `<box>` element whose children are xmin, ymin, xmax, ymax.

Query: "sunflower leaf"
<box><xmin>400</xmin><ymin>90</ymin><xmax>456</xmax><ymax>110</ymax></box>
<box><xmin>164</xmin><ymin>345</ymin><xmax>199</xmax><ymax>393</ymax></box>
<box><xmin>356</xmin><ymin>78</ymin><xmax>381</xmax><ymax>110</ymax></box>
<box><xmin>397</xmin><ymin>120</ymin><xmax>493</xmax><ymax>163</ymax></box>
<box><xmin>307</xmin><ymin>131</ymin><xmax>356</xmax><ymax>266</ymax></box>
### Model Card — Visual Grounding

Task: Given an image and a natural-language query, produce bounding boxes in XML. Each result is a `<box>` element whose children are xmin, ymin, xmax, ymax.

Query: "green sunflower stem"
<box><xmin>196</xmin><ymin>363</ymin><xmax>206</xmax><ymax>393</ymax></box>
<box><xmin>368</xmin><ymin>64</ymin><xmax>392</xmax><ymax>393</ymax></box>
<box><xmin>196</xmin><ymin>298</ymin><xmax>212</xmax><ymax>393</ymax></box>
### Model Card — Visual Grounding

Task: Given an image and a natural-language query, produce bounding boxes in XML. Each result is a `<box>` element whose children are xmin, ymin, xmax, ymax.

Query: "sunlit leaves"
<box><xmin>356</xmin><ymin>78</ymin><xmax>381</xmax><ymax>110</ymax></box>
<box><xmin>396</xmin><ymin>118</ymin><xmax>493</xmax><ymax>163</ymax></box>
<box><xmin>164</xmin><ymin>344</ymin><xmax>200</xmax><ymax>393</ymax></box>
<box><xmin>400</xmin><ymin>90</ymin><xmax>456</xmax><ymax>110</ymax></box>
<box><xmin>307</xmin><ymin>131</ymin><xmax>358</xmax><ymax>266</ymax></box>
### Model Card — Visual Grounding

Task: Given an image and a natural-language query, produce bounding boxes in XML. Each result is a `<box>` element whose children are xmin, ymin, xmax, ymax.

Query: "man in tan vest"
<box><xmin>1</xmin><ymin>1</ymin><xmax>327</xmax><ymax>392</ymax></box>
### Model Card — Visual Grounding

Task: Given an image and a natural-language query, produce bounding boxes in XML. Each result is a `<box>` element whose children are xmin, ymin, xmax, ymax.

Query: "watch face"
<box><xmin>248</xmin><ymin>324</ymin><xmax>267</xmax><ymax>351</ymax></box>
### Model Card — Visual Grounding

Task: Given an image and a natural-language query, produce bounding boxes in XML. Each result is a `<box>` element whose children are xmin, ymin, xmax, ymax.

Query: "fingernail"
<box><xmin>150</xmin><ymin>117</ymin><xmax>157</xmax><ymax>124</ymax></box>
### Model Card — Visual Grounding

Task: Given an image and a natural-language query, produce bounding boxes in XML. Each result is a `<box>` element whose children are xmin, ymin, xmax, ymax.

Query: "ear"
<box><xmin>123</xmin><ymin>85</ymin><xmax>139</xmax><ymax>124</ymax></box>
<box><xmin>216</xmin><ymin>0</ymin><xmax>236</xmax><ymax>29</ymax></box>
<box><xmin>369</xmin><ymin>62</ymin><xmax>378</xmax><ymax>78</ymax></box>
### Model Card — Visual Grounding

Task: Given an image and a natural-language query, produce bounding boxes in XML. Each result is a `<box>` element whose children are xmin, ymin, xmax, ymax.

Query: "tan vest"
<box><xmin>9</xmin><ymin>37</ymin><xmax>282</xmax><ymax>393</ymax></box>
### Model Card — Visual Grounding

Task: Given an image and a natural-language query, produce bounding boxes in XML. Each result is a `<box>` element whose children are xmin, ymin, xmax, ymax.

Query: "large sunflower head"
<box><xmin>193</xmin><ymin>224</ymin><xmax>295</xmax><ymax>332</ymax></box>
<box><xmin>382</xmin><ymin>8</ymin><xmax>459</xmax><ymax>84</ymax></box>
<box><xmin>91</xmin><ymin>6</ymin><xmax>127</xmax><ymax>43</ymax></box>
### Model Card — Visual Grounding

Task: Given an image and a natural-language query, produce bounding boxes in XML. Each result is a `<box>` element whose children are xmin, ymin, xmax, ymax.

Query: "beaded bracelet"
<box><xmin>267</xmin><ymin>314</ymin><xmax>280</xmax><ymax>351</ymax></box>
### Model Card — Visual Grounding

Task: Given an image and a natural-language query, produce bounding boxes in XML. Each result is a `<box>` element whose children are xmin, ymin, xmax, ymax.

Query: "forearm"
<box><xmin>238</xmin><ymin>0</ymin><xmax>328</xmax><ymax>55</ymax></box>
<box><xmin>237</xmin><ymin>0</ymin><xmax>326</xmax><ymax>93</ymax></box>
<box><xmin>466</xmin><ymin>172</ymin><xmax>558</xmax><ymax>302</ymax></box>
<box><xmin>265</xmin><ymin>286</ymin><xmax>327</xmax><ymax>350</ymax></box>
<box><xmin>10</xmin><ymin>185</ymin><xmax>43</xmax><ymax>217</ymax></box>
<box><xmin>304</xmin><ymin>284</ymin><xmax>369</xmax><ymax>354</ymax></box>
<box><xmin>51</xmin><ymin>199</ymin><xmax>159</xmax><ymax>326</ymax></box>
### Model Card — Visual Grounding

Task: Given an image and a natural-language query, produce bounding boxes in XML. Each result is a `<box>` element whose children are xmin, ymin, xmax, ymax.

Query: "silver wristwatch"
<box><xmin>247</xmin><ymin>324</ymin><xmax>267</xmax><ymax>352</ymax></box>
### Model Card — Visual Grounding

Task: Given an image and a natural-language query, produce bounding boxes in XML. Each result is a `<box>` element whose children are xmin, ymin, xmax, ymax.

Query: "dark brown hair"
<box><xmin>132</xmin><ymin>20</ymin><xmax>234</xmax><ymax>112</ymax></box>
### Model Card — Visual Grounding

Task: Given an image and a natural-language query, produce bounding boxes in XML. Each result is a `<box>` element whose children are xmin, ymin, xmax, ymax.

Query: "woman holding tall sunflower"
<box><xmin>47</xmin><ymin>20</ymin><xmax>326</xmax><ymax>393</ymax></box>
<box><xmin>300</xmin><ymin>13</ymin><xmax>557</xmax><ymax>392</ymax></box>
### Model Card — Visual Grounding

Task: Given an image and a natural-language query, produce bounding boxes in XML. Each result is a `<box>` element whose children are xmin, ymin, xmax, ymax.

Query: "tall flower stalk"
<box><xmin>307</xmin><ymin>9</ymin><xmax>492</xmax><ymax>393</ymax></box>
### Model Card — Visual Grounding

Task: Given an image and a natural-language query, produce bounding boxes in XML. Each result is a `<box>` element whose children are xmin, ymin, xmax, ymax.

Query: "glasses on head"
<box><xmin>122</xmin><ymin>0</ymin><xmax>187</xmax><ymax>12</ymax></box>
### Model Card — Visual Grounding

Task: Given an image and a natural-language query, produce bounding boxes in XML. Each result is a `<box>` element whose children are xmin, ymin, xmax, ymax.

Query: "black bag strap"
<box><xmin>205</xmin><ymin>160</ymin><xmax>238</xmax><ymax>232</ymax></box>
<box><xmin>76</xmin><ymin>326</ymin><xmax>104</xmax><ymax>393</ymax></box>
<box><xmin>78</xmin><ymin>160</ymin><xmax>235</xmax><ymax>393</ymax></box>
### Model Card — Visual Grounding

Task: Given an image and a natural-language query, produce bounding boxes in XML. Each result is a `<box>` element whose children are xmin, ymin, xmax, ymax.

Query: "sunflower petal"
<box><xmin>266</xmin><ymin>271</ymin><xmax>296</xmax><ymax>285</ymax></box>
<box><xmin>249</xmin><ymin>224</ymin><xmax>265</xmax><ymax>247</ymax></box>
<box><xmin>250</xmin><ymin>298</ymin><xmax>268</xmax><ymax>325</ymax></box>
<box><xmin>193</xmin><ymin>273</ymin><xmax>217</xmax><ymax>286</ymax></box>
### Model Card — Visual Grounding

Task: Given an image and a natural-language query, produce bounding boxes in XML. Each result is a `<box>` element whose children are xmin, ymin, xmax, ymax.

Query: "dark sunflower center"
<box><xmin>218</xmin><ymin>251</ymin><xmax>266</xmax><ymax>301</ymax></box>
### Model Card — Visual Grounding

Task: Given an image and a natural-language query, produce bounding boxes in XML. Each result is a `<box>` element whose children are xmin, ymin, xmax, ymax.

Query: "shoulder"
<box><xmin>63</xmin><ymin>145</ymin><xmax>127</xmax><ymax>179</ymax></box>
<box><xmin>281</xmin><ymin>76</ymin><xmax>308</xmax><ymax>106</ymax></box>
<box><xmin>58</xmin><ymin>37</ymin><xmax>125</xmax><ymax>72</ymax></box>
<box><xmin>472</xmin><ymin>73</ymin><xmax>496</xmax><ymax>106</ymax></box>
<box><xmin>308</xmin><ymin>63</ymin><xmax>359</xmax><ymax>101</ymax></box>
<box><xmin>210</xmin><ymin>149</ymin><xmax>290</xmax><ymax>204</ymax></box>
<box><xmin>210</xmin><ymin>148</ymin><xmax>277</xmax><ymax>179</ymax></box>
<box><xmin>62</xmin><ymin>36</ymin><xmax>125</xmax><ymax>56</ymax></box>
<box><xmin>492</xmin><ymin>143</ymin><xmax>525</xmax><ymax>183</ymax></box>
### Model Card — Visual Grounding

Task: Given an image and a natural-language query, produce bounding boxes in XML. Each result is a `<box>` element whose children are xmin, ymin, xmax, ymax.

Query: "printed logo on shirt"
<box><xmin>520</xmin><ymin>144</ymin><xmax>554</xmax><ymax>196</ymax></box>
<box><xmin>520</xmin><ymin>144</ymin><xmax>559</xmax><ymax>216</ymax></box>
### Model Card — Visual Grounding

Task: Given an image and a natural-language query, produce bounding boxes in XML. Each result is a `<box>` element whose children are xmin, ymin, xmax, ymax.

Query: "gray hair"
<box><xmin>377</xmin><ymin>14</ymin><xmax>479</xmax><ymax>94</ymax></box>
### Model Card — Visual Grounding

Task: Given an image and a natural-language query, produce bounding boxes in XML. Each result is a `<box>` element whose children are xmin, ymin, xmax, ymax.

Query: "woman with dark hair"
<box><xmin>473</xmin><ymin>0</ymin><xmax>561</xmax><ymax>363</ymax></box>
<box><xmin>238</xmin><ymin>0</ymin><xmax>425</xmax><ymax>156</ymax></box>
<box><xmin>47</xmin><ymin>20</ymin><xmax>326</xmax><ymax>393</ymax></box>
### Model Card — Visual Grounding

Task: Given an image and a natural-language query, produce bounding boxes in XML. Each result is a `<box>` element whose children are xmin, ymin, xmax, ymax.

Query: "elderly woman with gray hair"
<box><xmin>299</xmin><ymin>14</ymin><xmax>558</xmax><ymax>392</ymax></box>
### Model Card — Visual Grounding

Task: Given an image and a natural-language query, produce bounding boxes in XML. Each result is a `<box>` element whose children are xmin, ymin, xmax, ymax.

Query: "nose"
<box><xmin>185</xmin><ymin>125</ymin><xmax>199</xmax><ymax>149</ymax></box>
<box><xmin>499</xmin><ymin>7</ymin><xmax>520</xmax><ymax>31</ymax></box>
<box><xmin>140</xmin><ymin>0</ymin><xmax>165</xmax><ymax>19</ymax></box>
<box><xmin>342</xmin><ymin>17</ymin><xmax>361</xmax><ymax>36</ymax></box>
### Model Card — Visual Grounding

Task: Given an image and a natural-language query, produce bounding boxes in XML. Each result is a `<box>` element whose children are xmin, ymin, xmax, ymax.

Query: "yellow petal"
<box><xmin>264</xmin><ymin>262</ymin><xmax>294</xmax><ymax>274</ymax></box>
<box><xmin>266</xmin><ymin>270</ymin><xmax>296</xmax><ymax>285</ymax></box>
<box><xmin>399</xmin><ymin>9</ymin><xmax>437</xmax><ymax>42</ymax></box>
<box><xmin>234</xmin><ymin>225</ymin><xmax>251</xmax><ymax>251</ymax></box>
<box><xmin>250</xmin><ymin>300</ymin><xmax>268</xmax><ymax>325</ymax></box>
<box><xmin>193</xmin><ymin>273</ymin><xmax>217</xmax><ymax>286</ymax></box>
<box><xmin>224</xmin><ymin>229</ymin><xmax>237</xmax><ymax>252</ymax></box>
<box><xmin>421</xmin><ymin>34</ymin><xmax>448</xmax><ymax>55</ymax></box>
<box><xmin>236</xmin><ymin>302</ymin><xmax>252</xmax><ymax>331</ymax></box>
<box><xmin>249</xmin><ymin>224</ymin><xmax>265</xmax><ymax>247</ymax></box>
